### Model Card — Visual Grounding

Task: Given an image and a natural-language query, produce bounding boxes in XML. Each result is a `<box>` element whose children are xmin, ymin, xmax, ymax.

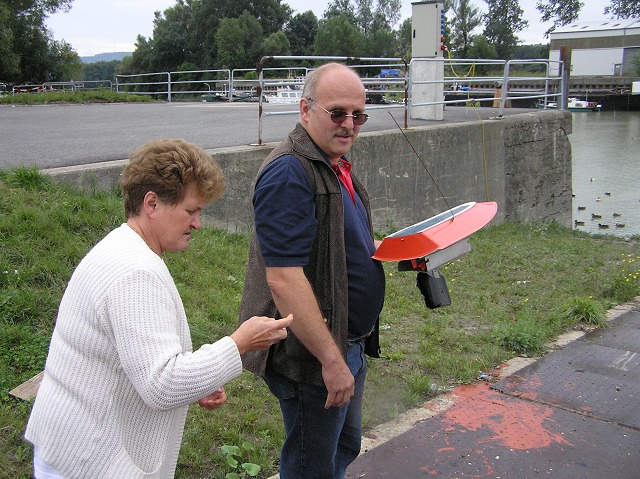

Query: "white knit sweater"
<box><xmin>25</xmin><ymin>224</ymin><xmax>243</xmax><ymax>478</ymax></box>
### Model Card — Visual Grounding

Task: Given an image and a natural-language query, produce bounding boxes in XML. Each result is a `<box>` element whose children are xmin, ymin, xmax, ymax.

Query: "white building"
<box><xmin>549</xmin><ymin>18</ymin><xmax>640</xmax><ymax>76</ymax></box>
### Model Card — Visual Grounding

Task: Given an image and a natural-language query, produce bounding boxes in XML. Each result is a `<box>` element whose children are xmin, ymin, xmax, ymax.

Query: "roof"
<box><xmin>550</xmin><ymin>17</ymin><xmax>640</xmax><ymax>37</ymax></box>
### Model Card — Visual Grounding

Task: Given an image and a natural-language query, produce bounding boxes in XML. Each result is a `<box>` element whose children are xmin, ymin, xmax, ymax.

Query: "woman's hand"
<box><xmin>231</xmin><ymin>314</ymin><xmax>293</xmax><ymax>355</ymax></box>
<box><xmin>198</xmin><ymin>387</ymin><xmax>227</xmax><ymax>410</ymax></box>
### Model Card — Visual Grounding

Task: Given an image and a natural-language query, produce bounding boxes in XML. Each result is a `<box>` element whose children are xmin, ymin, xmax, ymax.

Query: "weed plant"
<box><xmin>1</xmin><ymin>169</ymin><xmax>639</xmax><ymax>479</ymax></box>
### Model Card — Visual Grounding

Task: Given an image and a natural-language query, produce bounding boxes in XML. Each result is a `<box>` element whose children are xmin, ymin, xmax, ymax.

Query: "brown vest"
<box><xmin>238</xmin><ymin>123</ymin><xmax>380</xmax><ymax>388</ymax></box>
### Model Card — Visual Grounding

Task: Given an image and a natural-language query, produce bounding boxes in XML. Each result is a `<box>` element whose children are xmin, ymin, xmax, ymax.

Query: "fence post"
<box><xmin>498</xmin><ymin>60</ymin><xmax>510</xmax><ymax>116</ymax></box>
<box><xmin>257</xmin><ymin>58</ymin><xmax>266</xmax><ymax>145</ymax></box>
<box><xmin>560</xmin><ymin>46</ymin><xmax>572</xmax><ymax>110</ymax></box>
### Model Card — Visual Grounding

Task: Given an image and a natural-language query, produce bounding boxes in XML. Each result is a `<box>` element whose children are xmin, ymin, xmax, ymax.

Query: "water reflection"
<box><xmin>570</xmin><ymin>111</ymin><xmax>640</xmax><ymax>238</ymax></box>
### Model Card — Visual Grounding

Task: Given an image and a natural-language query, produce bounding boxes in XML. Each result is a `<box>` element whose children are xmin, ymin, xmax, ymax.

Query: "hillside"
<box><xmin>81</xmin><ymin>52</ymin><xmax>131</xmax><ymax>64</ymax></box>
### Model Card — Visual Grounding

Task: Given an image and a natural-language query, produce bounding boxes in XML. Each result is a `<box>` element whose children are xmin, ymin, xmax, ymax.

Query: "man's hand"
<box><xmin>231</xmin><ymin>314</ymin><xmax>293</xmax><ymax>355</ymax></box>
<box><xmin>198</xmin><ymin>387</ymin><xmax>227</xmax><ymax>410</ymax></box>
<box><xmin>322</xmin><ymin>359</ymin><xmax>355</xmax><ymax>409</ymax></box>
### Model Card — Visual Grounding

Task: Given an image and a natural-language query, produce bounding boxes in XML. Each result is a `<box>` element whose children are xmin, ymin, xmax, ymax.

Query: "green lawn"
<box><xmin>1</xmin><ymin>167</ymin><xmax>638</xmax><ymax>479</ymax></box>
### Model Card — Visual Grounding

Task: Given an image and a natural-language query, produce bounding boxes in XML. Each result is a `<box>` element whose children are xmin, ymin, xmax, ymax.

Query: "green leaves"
<box><xmin>220</xmin><ymin>442</ymin><xmax>261</xmax><ymax>478</ymax></box>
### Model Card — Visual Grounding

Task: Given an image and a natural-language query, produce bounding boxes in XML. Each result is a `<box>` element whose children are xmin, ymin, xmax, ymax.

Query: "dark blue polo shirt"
<box><xmin>254</xmin><ymin>154</ymin><xmax>385</xmax><ymax>340</ymax></box>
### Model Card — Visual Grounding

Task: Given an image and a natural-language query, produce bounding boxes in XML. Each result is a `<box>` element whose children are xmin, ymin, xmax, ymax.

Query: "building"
<box><xmin>549</xmin><ymin>18</ymin><xmax>640</xmax><ymax>76</ymax></box>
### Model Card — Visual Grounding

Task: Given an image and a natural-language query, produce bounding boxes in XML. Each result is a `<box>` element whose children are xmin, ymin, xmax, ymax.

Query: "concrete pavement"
<box><xmin>0</xmin><ymin>101</ymin><xmax>533</xmax><ymax>170</ymax></box>
<box><xmin>343</xmin><ymin>299</ymin><xmax>640</xmax><ymax>478</ymax></box>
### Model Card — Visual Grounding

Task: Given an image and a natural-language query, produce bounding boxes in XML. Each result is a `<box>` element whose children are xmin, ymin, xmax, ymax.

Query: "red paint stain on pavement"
<box><xmin>443</xmin><ymin>382</ymin><xmax>572</xmax><ymax>450</ymax></box>
<box><xmin>500</xmin><ymin>372</ymin><xmax>543</xmax><ymax>393</ymax></box>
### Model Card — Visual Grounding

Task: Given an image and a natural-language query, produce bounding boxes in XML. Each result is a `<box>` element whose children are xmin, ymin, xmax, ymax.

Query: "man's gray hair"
<box><xmin>302</xmin><ymin>62</ymin><xmax>360</xmax><ymax>100</ymax></box>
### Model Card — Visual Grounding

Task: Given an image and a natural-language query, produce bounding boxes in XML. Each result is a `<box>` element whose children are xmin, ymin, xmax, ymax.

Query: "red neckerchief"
<box><xmin>331</xmin><ymin>159</ymin><xmax>356</xmax><ymax>204</ymax></box>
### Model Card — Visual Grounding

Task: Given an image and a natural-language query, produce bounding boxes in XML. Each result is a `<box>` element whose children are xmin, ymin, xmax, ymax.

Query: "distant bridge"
<box><xmin>446</xmin><ymin>76</ymin><xmax>639</xmax><ymax>111</ymax></box>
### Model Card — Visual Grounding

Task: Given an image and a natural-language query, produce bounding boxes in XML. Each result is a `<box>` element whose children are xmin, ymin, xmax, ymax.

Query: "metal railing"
<box><xmin>254</xmin><ymin>55</ymin><xmax>566</xmax><ymax>145</ymax></box>
<box><xmin>116</xmin><ymin>71</ymin><xmax>169</xmax><ymax>98</ymax></box>
<box><xmin>4</xmin><ymin>56</ymin><xmax>564</xmax><ymax>144</ymax></box>
<box><xmin>43</xmin><ymin>80</ymin><xmax>113</xmax><ymax>92</ymax></box>
<box><xmin>116</xmin><ymin>70</ymin><xmax>233</xmax><ymax>102</ymax></box>
<box><xmin>8</xmin><ymin>80</ymin><xmax>113</xmax><ymax>94</ymax></box>
<box><xmin>409</xmin><ymin>57</ymin><xmax>565</xmax><ymax>117</ymax></box>
<box><xmin>255</xmin><ymin>55</ymin><xmax>409</xmax><ymax>145</ymax></box>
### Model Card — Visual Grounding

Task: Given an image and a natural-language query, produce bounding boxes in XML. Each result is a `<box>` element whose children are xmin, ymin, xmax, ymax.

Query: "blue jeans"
<box><xmin>265</xmin><ymin>340</ymin><xmax>367</xmax><ymax>479</ymax></box>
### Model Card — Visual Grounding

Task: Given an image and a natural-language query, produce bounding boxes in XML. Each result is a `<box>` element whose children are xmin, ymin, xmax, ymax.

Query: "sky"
<box><xmin>46</xmin><ymin>0</ymin><xmax>613</xmax><ymax>57</ymax></box>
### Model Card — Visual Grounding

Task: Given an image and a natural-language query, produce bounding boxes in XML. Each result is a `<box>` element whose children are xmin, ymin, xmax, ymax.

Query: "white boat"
<box><xmin>265</xmin><ymin>88</ymin><xmax>303</xmax><ymax>104</ymax></box>
<box><xmin>537</xmin><ymin>97</ymin><xmax>601</xmax><ymax>112</ymax></box>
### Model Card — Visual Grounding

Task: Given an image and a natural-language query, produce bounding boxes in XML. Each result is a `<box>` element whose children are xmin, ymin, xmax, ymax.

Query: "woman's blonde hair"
<box><xmin>121</xmin><ymin>139</ymin><xmax>225</xmax><ymax>217</ymax></box>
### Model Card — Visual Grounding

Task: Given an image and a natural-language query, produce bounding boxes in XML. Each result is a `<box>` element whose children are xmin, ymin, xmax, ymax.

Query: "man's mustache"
<box><xmin>334</xmin><ymin>129</ymin><xmax>355</xmax><ymax>137</ymax></box>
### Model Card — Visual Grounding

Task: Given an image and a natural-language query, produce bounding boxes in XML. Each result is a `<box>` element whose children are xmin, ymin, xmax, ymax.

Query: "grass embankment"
<box><xmin>0</xmin><ymin>90</ymin><xmax>153</xmax><ymax>106</ymax></box>
<box><xmin>1</xmin><ymin>167</ymin><xmax>638</xmax><ymax>479</ymax></box>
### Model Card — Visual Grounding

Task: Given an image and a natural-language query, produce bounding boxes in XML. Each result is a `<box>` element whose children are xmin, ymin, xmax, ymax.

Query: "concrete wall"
<box><xmin>44</xmin><ymin>110</ymin><xmax>572</xmax><ymax>236</ymax></box>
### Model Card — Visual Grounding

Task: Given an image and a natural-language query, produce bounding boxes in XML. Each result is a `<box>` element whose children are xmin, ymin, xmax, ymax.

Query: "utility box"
<box><xmin>412</xmin><ymin>1</ymin><xmax>445</xmax><ymax>58</ymax></box>
<box><xmin>411</xmin><ymin>1</ymin><xmax>446</xmax><ymax>120</ymax></box>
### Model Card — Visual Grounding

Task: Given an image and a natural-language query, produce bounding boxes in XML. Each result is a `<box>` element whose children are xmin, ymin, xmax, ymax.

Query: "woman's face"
<box><xmin>151</xmin><ymin>185</ymin><xmax>205</xmax><ymax>255</ymax></box>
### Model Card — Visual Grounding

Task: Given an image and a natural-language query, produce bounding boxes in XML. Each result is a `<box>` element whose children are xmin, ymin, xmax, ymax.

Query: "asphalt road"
<box><xmin>0</xmin><ymin>101</ymin><xmax>526</xmax><ymax>170</ymax></box>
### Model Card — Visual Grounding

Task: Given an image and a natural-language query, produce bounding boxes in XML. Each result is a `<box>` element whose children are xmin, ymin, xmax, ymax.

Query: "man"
<box><xmin>239</xmin><ymin>63</ymin><xmax>386</xmax><ymax>479</ymax></box>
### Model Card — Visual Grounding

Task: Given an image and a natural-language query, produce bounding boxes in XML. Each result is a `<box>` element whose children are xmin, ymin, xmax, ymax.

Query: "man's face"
<box><xmin>300</xmin><ymin>68</ymin><xmax>367</xmax><ymax>164</ymax></box>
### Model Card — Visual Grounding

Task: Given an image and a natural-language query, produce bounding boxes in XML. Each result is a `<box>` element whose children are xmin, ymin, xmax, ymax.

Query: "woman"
<box><xmin>25</xmin><ymin>139</ymin><xmax>292</xmax><ymax>478</ymax></box>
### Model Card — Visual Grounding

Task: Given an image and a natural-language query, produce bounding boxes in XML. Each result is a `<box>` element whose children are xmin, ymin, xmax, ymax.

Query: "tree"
<box><xmin>215</xmin><ymin>18</ymin><xmax>246</xmax><ymax>69</ymax></box>
<box><xmin>467</xmin><ymin>35</ymin><xmax>497</xmax><ymax>59</ymax></box>
<box><xmin>0</xmin><ymin>2</ymin><xmax>21</xmax><ymax>79</ymax></box>
<box><xmin>125</xmin><ymin>0</ymin><xmax>292</xmax><ymax>73</ymax></box>
<box><xmin>237</xmin><ymin>11</ymin><xmax>265</xmax><ymax>67</ymax></box>
<box><xmin>189</xmin><ymin>0</ymin><xmax>291</xmax><ymax>66</ymax></box>
<box><xmin>604</xmin><ymin>0</ymin><xmax>640</xmax><ymax>18</ymax></box>
<box><xmin>536</xmin><ymin>1</ymin><xmax>639</xmax><ymax>37</ymax></box>
<box><xmin>366</xmin><ymin>27</ymin><xmax>398</xmax><ymax>58</ymax></box>
<box><xmin>0</xmin><ymin>0</ymin><xmax>73</xmax><ymax>83</ymax></box>
<box><xmin>536</xmin><ymin>0</ymin><xmax>583</xmax><ymax>37</ymax></box>
<box><xmin>318</xmin><ymin>0</ymin><xmax>402</xmax><ymax>60</ymax></box>
<box><xmin>396</xmin><ymin>17</ymin><xmax>412</xmax><ymax>61</ymax></box>
<box><xmin>117</xmin><ymin>35</ymin><xmax>154</xmax><ymax>76</ymax></box>
<box><xmin>215</xmin><ymin>12</ymin><xmax>264</xmax><ymax>69</ymax></box>
<box><xmin>47</xmin><ymin>38</ymin><xmax>82</xmax><ymax>81</ymax></box>
<box><xmin>84</xmin><ymin>60</ymin><xmax>120</xmax><ymax>82</ymax></box>
<box><xmin>483</xmin><ymin>0</ymin><xmax>528</xmax><ymax>60</ymax></box>
<box><xmin>513</xmin><ymin>43</ymin><xmax>549</xmax><ymax>60</ymax></box>
<box><xmin>448</xmin><ymin>0</ymin><xmax>483</xmax><ymax>58</ymax></box>
<box><xmin>149</xmin><ymin>3</ymin><xmax>193</xmax><ymax>72</ymax></box>
<box><xmin>263</xmin><ymin>31</ymin><xmax>291</xmax><ymax>57</ymax></box>
<box><xmin>284</xmin><ymin>11</ymin><xmax>318</xmax><ymax>57</ymax></box>
<box><xmin>322</xmin><ymin>0</ymin><xmax>358</xmax><ymax>26</ymax></box>
<box><xmin>375</xmin><ymin>0</ymin><xmax>403</xmax><ymax>28</ymax></box>
<box><xmin>323</xmin><ymin>0</ymin><xmax>401</xmax><ymax>34</ymax></box>
<box><xmin>314</xmin><ymin>14</ymin><xmax>365</xmax><ymax>56</ymax></box>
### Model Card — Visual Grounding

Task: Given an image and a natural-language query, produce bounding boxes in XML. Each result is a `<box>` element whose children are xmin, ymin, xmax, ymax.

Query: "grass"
<box><xmin>0</xmin><ymin>90</ymin><xmax>153</xmax><ymax>105</ymax></box>
<box><xmin>1</xmin><ymin>167</ymin><xmax>639</xmax><ymax>479</ymax></box>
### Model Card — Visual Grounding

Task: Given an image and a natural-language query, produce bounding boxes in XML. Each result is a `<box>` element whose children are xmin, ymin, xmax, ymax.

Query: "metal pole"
<box><xmin>167</xmin><ymin>72</ymin><xmax>172</xmax><ymax>103</ymax></box>
<box><xmin>403</xmin><ymin>59</ymin><xmax>409</xmax><ymax>129</ymax></box>
<box><xmin>257</xmin><ymin>59</ymin><xmax>265</xmax><ymax>146</ymax></box>
<box><xmin>560</xmin><ymin>46</ymin><xmax>572</xmax><ymax>110</ymax></box>
<box><xmin>499</xmin><ymin>60</ymin><xmax>510</xmax><ymax>116</ymax></box>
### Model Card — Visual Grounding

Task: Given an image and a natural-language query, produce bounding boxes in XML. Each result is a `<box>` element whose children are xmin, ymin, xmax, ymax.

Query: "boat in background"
<box><xmin>537</xmin><ymin>97</ymin><xmax>602</xmax><ymax>112</ymax></box>
<box><xmin>264</xmin><ymin>87</ymin><xmax>303</xmax><ymax>104</ymax></box>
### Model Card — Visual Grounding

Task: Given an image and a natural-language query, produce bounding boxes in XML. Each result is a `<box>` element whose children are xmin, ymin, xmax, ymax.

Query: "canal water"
<box><xmin>570</xmin><ymin>111</ymin><xmax>640</xmax><ymax>238</ymax></box>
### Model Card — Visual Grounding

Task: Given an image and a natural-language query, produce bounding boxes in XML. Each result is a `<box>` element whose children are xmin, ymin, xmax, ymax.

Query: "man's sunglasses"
<box><xmin>306</xmin><ymin>98</ymin><xmax>370</xmax><ymax>126</ymax></box>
